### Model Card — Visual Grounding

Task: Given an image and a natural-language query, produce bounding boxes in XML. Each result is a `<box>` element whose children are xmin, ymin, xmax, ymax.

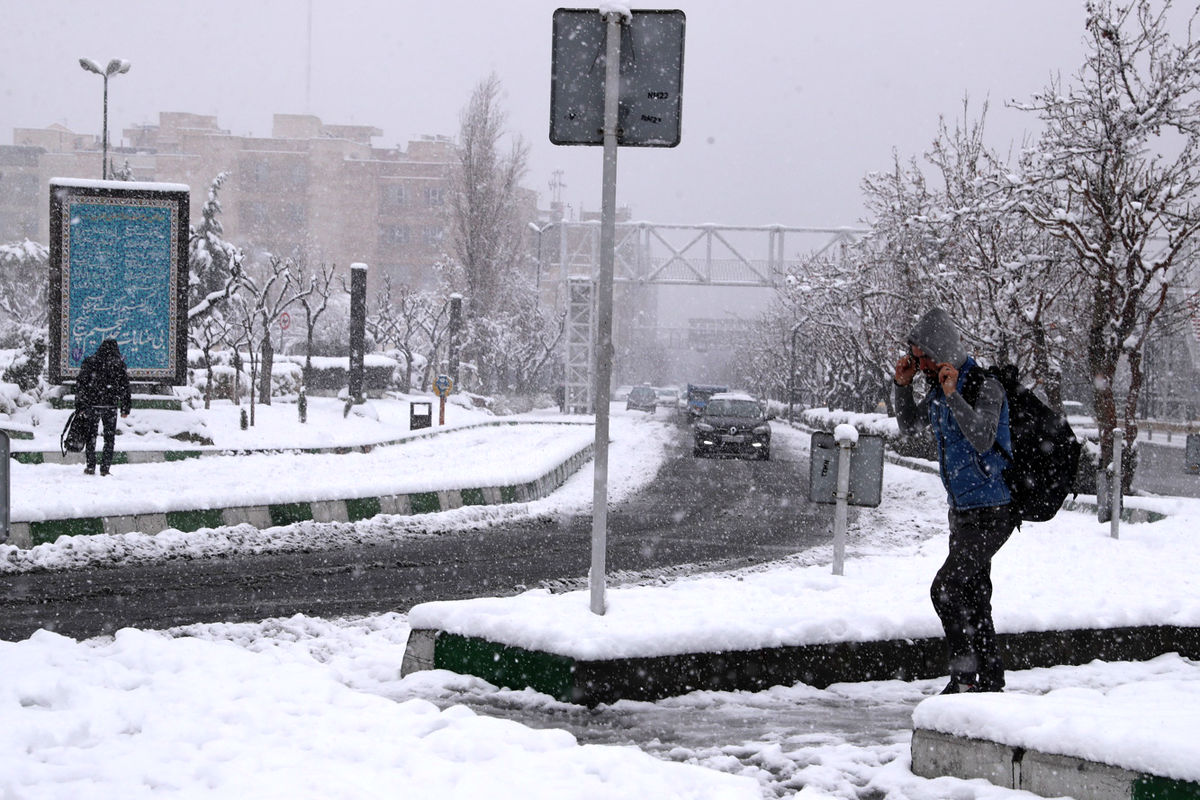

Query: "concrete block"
<box><xmin>103</xmin><ymin>515</ymin><xmax>141</xmax><ymax>536</ymax></box>
<box><xmin>134</xmin><ymin>513</ymin><xmax>169</xmax><ymax>536</ymax></box>
<box><xmin>482</xmin><ymin>487</ymin><xmax>502</xmax><ymax>504</ymax></box>
<box><xmin>401</xmin><ymin>629</ymin><xmax>437</xmax><ymax>677</ymax></box>
<box><xmin>222</xmin><ymin>506</ymin><xmax>273</xmax><ymax>529</ymax></box>
<box><xmin>910</xmin><ymin>728</ymin><xmax>1016</xmax><ymax>788</ymax></box>
<box><xmin>124</xmin><ymin>451</ymin><xmax>159</xmax><ymax>464</ymax></box>
<box><xmin>1018</xmin><ymin>747</ymin><xmax>1137</xmax><ymax>800</ymax></box>
<box><xmin>438</xmin><ymin>490</ymin><xmax>462</xmax><ymax>510</ymax></box>
<box><xmin>379</xmin><ymin>494</ymin><xmax>411</xmax><ymax>515</ymax></box>
<box><xmin>311</xmin><ymin>500</ymin><xmax>348</xmax><ymax>523</ymax></box>
<box><xmin>6</xmin><ymin>522</ymin><xmax>31</xmax><ymax>549</ymax></box>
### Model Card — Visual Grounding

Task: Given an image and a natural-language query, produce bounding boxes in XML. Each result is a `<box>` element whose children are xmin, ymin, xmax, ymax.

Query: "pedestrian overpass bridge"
<box><xmin>534</xmin><ymin>221</ymin><xmax>866</xmax><ymax>413</ymax></box>
<box><xmin>535</xmin><ymin>220</ymin><xmax>866</xmax><ymax>287</ymax></box>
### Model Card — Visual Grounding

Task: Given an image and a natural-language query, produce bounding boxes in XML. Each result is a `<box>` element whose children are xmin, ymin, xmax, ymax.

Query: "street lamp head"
<box><xmin>79</xmin><ymin>58</ymin><xmax>103</xmax><ymax>75</ymax></box>
<box><xmin>105</xmin><ymin>59</ymin><xmax>131</xmax><ymax>76</ymax></box>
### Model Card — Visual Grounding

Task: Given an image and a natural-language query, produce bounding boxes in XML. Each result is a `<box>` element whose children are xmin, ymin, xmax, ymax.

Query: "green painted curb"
<box><xmin>435</xmin><ymin>633</ymin><xmax>576</xmax><ymax>703</ymax></box>
<box><xmin>409</xmin><ymin>492</ymin><xmax>440</xmax><ymax>514</ymax></box>
<box><xmin>268</xmin><ymin>502</ymin><xmax>313</xmax><ymax>526</ymax></box>
<box><xmin>163</xmin><ymin>450</ymin><xmax>202</xmax><ymax>462</ymax></box>
<box><xmin>460</xmin><ymin>487</ymin><xmax>486</xmax><ymax>506</ymax></box>
<box><xmin>13</xmin><ymin>452</ymin><xmax>43</xmax><ymax>464</ymax></box>
<box><xmin>31</xmin><ymin>517</ymin><xmax>105</xmax><ymax>546</ymax></box>
<box><xmin>345</xmin><ymin>496</ymin><xmax>382</xmax><ymax>522</ymax></box>
<box><xmin>166</xmin><ymin>508</ymin><xmax>225</xmax><ymax>533</ymax></box>
<box><xmin>1133</xmin><ymin>775</ymin><xmax>1200</xmax><ymax>799</ymax></box>
<box><xmin>500</xmin><ymin>485</ymin><xmax>518</xmax><ymax>503</ymax></box>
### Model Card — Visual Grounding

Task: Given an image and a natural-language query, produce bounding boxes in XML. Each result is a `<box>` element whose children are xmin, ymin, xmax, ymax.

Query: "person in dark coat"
<box><xmin>75</xmin><ymin>338</ymin><xmax>132</xmax><ymax>476</ymax></box>
<box><xmin>893</xmin><ymin>308</ymin><xmax>1016</xmax><ymax>694</ymax></box>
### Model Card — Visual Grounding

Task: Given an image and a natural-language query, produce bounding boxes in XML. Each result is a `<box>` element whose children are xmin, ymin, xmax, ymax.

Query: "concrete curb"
<box><xmin>9</xmin><ymin>437</ymin><xmax>595</xmax><ymax>549</ymax></box>
<box><xmin>9</xmin><ymin>417</ymin><xmax>590</xmax><ymax>465</ymax></box>
<box><xmin>400</xmin><ymin>624</ymin><xmax>1200</xmax><ymax>707</ymax></box>
<box><xmin>911</xmin><ymin>727</ymin><xmax>1200</xmax><ymax>799</ymax></box>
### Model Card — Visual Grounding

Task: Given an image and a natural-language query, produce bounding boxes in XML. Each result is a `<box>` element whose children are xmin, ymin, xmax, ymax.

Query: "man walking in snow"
<box><xmin>75</xmin><ymin>338</ymin><xmax>132</xmax><ymax>476</ymax></box>
<box><xmin>893</xmin><ymin>308</ymin><xmax>1016</xmax><ymax>694</ymax></box>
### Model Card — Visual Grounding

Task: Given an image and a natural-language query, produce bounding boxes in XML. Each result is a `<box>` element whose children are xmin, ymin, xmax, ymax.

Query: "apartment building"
<box><xmin>0</xmin><ymin>111</ymin><xmax>534</xmax><ymax>293</ymax></box>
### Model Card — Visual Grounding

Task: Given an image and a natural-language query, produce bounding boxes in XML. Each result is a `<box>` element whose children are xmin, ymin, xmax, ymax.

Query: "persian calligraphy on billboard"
<box><xmin>48</xmin><ymin>179</ymin><xmax>189</xmax><ymax>385</ymax></box>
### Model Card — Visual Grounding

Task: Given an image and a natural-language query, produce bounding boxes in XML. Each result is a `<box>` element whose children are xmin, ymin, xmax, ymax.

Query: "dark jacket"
<box><xmin>895</xmin><ymin>309</ymin><xmax>1011</xmax><ymax>510</ymax></box>
<box><xmin>76</xmin><ymin>339</ymin><xmax>132</xmax><ymax>414</ymax></box>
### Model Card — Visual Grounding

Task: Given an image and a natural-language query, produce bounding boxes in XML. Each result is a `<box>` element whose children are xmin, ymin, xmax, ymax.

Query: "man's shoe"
<box><xmin>99</xmin><ymin>467</ymin><xmax>110</xmax><ymax>476</ymax></box>
<box><xmin>83</xmin><ymin>466</ymin><xmax>95</xmax><ymax>475</ymax></box>
<box><xmin>940</xmin><ymin>675</ymin><xmax>979</xmax><ymax>695</ymax></box>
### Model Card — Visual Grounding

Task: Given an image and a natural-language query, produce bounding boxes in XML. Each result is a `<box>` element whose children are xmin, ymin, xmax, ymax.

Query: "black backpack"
<box><xmin>60</xmin><ymin>410</ymin><xmax>90</xmax><ymax>455</ymax></box>
<box><xmin>963</xmin><ymin>364</ymin><xmax>1082</xmax><ymax>522</ymax></box>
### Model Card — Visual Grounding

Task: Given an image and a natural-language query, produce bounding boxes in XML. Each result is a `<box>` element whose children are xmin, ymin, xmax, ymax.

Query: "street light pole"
<box><xmin>79</xmin><ymin>58</ymin><xmax>131</xmax><ymax>180</ymax></box>
<box><xmin>528</xmin><ymin>221</ymin><xmax>555</xmax><ymax>294</ymax></box>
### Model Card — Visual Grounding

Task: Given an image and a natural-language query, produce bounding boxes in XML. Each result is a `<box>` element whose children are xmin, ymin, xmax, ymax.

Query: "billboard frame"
<box><xmin>48</xmin><ymin>179</ymin><xmax>190</xmax><ymax>387</ymax></box>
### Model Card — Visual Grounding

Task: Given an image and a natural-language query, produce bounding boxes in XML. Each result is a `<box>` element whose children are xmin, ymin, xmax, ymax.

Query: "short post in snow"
<box><xmin>433</xmin><ymin>374</ymin><xmax>453</xmax><ymax>425</ymax></box>
<box><xmin>1110</xmin><ymin>427</ymin><xmax>1124</xmax><ymax>540</ymax></box>
<box><xmin>832</xmin><ymin>428</ymin><xmax>855</xmax><ymax>576</ymax></box>
<box><xmin>809</xmin><ymin>425</ymin><xmax>884</xmax><ymax>576</ymax></box>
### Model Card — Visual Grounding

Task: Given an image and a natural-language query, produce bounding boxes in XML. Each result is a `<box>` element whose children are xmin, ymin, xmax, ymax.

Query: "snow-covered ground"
<box><xmin>2</xmin><ymin>399</ymin><xmax>1199</xmax><ymax>798</ymax></box>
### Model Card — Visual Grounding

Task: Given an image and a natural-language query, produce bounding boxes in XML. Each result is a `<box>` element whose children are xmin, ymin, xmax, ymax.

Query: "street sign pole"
<box><xmin>589</xmin><ymin>10</ymin><xmax>622</xmax><ymax>616</ymax></box>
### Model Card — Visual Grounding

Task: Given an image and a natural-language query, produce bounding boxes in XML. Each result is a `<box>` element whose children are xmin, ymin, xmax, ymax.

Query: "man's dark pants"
<box><xmin>82</xmin><ymin>407</ymin><xmax>119</xmax><ymax>471</ymax></box>
<box><xmin>931</xmin><ymin>504</ymin><xmax>1016</xmax><ymax>689</ymax></box>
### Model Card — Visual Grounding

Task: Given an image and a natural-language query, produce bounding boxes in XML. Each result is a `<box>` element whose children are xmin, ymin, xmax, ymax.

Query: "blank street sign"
<box><xmin>550</xmin><ymin>8</ymin><xmax>686</xmax><ymax>146</ymax></box>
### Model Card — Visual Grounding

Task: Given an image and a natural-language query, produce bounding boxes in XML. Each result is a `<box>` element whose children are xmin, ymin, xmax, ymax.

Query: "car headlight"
<box><xmin>753</xmin><ymin>424</ymin><xmax>770</xmax><ymax>434</ymax></box>
<box><xmin>696</xmin><ymin>422</ymin><xmax>714</xmax><ymax>432</ymax></box>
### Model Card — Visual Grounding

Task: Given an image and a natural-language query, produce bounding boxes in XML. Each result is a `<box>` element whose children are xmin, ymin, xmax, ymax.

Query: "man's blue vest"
<box><xmin>926</xmin><ymin>357</ymin><xmax>1012</xmax><ymax>510</ymax></box>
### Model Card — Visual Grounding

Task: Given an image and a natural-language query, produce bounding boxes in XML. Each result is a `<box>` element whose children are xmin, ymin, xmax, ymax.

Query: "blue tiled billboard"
<box><xmin>48</xmin><ymin>180</ymin><xmax>189</xmax><ymax>384</ymax></box>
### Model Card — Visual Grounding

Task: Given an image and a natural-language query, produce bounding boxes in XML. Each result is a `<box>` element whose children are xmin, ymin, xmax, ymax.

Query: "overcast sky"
<box><xmin>1</xmin><ymin>1</ymin><xmax>1103</xmax><ymax>227</ymax></box>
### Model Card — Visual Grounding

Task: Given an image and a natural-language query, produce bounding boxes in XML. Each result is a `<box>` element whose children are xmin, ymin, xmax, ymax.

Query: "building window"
<box><xmin>240</xmin><ymin>200</ymin><xmax>269</xmax><ymax>234</ymax></box>
<box><xmin>381</xmin><ymin>183</ymin><xmax>407</xmax><ymax>210</ymax></box>
<box><xmin>422</xmin><ymin>226</ymin><xmax>444</xmax><ymax>246</ymax></box>
<box><xmin>379</xmin><ymin>224</ymin><xmax>410</xmax><ymax>247</ymax></box>
<box><xmin>424</xmin><ymin>186</ymin><xmax>444</xmax><ymax>207</ymax></box>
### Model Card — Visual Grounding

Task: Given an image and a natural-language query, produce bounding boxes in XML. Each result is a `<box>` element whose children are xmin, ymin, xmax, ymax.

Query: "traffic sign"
<box><xmin>279</xmin><ymin>311</ymin><xmax>291</xmax><ymax>330</ymax></box>
<box><xmin>550</xmin><ymin>9</ymin><xmax>686</xmax><ymax>147</ymax></box>
<box><xmin>434</xmin><ymin>374</ymin><xmax>453</xmax><ymax>397</ymax></box>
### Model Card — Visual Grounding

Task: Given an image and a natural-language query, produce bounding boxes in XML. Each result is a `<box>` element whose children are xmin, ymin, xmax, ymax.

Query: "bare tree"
<box><xmin>448</xmin><ymin>73</ymin><xmax>539</xmax><ymax>393</ymax></box>
<box><xmin>1013</xmin><ymin>0</ymin><xmax>1200</xmax><ymax>487</ymax></box>
<box><xmin>239</xmin><ymin>255</ymin><xmax>312</xmax><ymax>407</ymax></box>
<box><xmin>298</xmin><ymin>260</ymin><xmax>337</xmax><ymax>387</ymax></box>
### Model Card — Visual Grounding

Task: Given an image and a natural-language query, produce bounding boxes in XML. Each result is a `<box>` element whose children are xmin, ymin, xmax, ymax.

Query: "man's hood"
<box><xmin>907</xmin><ymin>307</ymin><xmax>967</xmax><ymax>368</ymax></box>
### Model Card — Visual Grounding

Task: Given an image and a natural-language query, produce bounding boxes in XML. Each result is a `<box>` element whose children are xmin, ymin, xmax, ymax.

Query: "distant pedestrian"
<box><xmin>75</xmin><ymin>338</ymin><xmax>132</xmax><ymax>476</ymax></box>
<box><xmin>893</xmin><ymin>308</ymin><xmax>1016</xmax><ymax>694</ymax></box>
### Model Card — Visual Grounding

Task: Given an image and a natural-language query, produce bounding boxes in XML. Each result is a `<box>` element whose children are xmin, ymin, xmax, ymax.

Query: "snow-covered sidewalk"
<box><xmin>4</xmin><ymin>413</ymin><xmax>1199</xmax><ymax>797</ymax></box>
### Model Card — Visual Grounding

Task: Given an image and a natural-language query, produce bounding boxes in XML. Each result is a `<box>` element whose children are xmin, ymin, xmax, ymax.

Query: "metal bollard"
<box><xmin>1110</xmin><ymin>428</ymin><xmax>1124</xmax><ymax>540</ymax></box>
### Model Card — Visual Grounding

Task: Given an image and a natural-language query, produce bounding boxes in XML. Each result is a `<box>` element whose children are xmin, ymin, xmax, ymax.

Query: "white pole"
<box><xmin>832</xmin><ymin>439</ymin><xmax>852</xmax><ymax>575</ymax></box>
<box><xmin>589</xmin><ymin>11</ymin><xmax>622</xmax><ymax>616</ymax></box>
<box><xmin>1110</xmin><ymin>428</ymin><xmax>1124</xmax><ymax>539</ymax></box>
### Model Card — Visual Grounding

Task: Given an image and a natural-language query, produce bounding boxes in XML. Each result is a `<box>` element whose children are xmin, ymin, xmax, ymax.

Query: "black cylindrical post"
<box><xmin>349</xmin><ymin>263</ymin><xmax>367</xmax><ymax>403</ymax></box>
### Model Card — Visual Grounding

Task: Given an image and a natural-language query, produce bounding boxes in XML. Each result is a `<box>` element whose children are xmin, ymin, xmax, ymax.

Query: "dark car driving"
<box><xmin>693</xmin><ymin>393</ymin><xmax>773</xmax><ymax>459</ymax></box>
<box><xmin>626</xmin><ymin>384</ymin><xmax>658</xmax><ymax>413</ymax></box>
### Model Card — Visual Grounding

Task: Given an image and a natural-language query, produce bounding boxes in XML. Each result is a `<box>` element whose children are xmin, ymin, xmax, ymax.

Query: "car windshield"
<box><xmin>630</xmin><ymin>387</ymin><xmax>655</xmax><ymax>399</ymax></box>
<box><xmin>704</xmin><ymin>399</ymin><xmax>762</xmax><ymax>418</ymax></box>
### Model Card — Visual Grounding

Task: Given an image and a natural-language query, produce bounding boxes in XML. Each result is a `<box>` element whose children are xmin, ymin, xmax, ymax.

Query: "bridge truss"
<box><xmin>546</xmin><ymin>222</ymin><xmax>866</xmax><ymax>413</ymax></box>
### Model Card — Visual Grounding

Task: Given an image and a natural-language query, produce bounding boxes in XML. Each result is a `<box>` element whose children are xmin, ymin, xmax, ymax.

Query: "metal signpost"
<box><xmin>809</xmin><ymin>429</ymin><xmax>884</xmax><ymax>575</ymax></box>
<box><xmin>550</xmin><ymin>7</ymin><xmax>685</xmax><ymax>614</ymax></box>
<box><xmin>434</xmin><ymin>374</ymin><xmax>453</xmax><ymax>426</ymax></box>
